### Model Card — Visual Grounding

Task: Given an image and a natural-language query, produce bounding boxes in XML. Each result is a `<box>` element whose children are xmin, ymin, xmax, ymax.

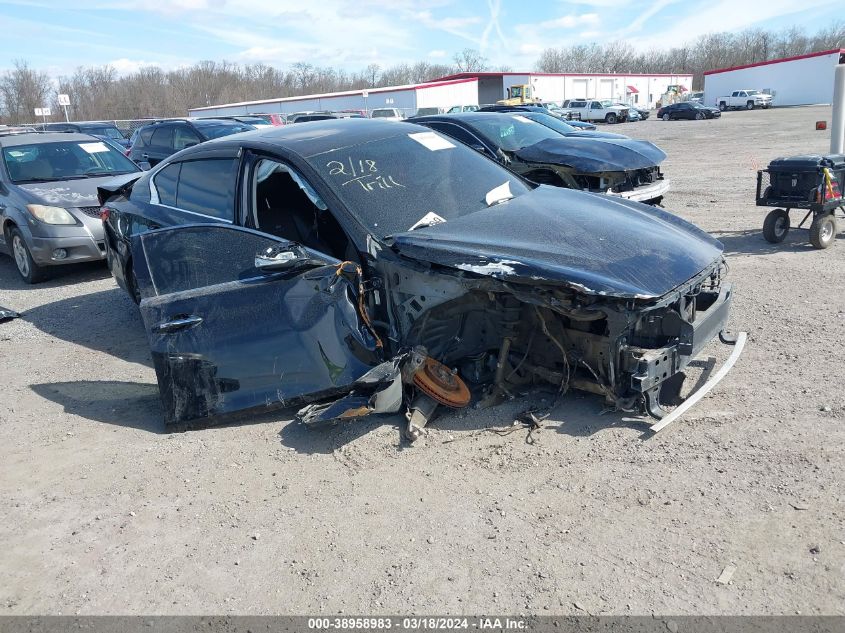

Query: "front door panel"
<box><xmin>133</xmin><ymin>224</ymin><xmax>382</xmax><ymax>426</ymax></box>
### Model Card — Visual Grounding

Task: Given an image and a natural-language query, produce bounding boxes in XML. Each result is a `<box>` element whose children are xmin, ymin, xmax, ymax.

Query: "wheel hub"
<box><xmin>413</xmin><ymin>357</ymin><xmax>471</xmax><ymax>408</ymax></box>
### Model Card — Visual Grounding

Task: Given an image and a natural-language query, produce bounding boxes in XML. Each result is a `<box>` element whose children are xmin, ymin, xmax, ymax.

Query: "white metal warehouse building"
<box><xmin>187</xmin><ymin>77</ymin><xmax>480</xmax><ymax>118</ymax></box>
<box><xmin>703</xmin><ymin>49</ymin><xmax>845</xmax><ymax>107</ymax></box>
<box><xmin>434</xmin><ymin>72</ymin><xmax>692</xmax><ymax>109</ymax></box>
<box><xmin>188</xmin><ymin>71</ymin><xmax>692</xmax><ymax>118</ymax></box>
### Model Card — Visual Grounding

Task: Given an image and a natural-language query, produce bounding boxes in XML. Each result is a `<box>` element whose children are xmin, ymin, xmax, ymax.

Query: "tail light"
<box><xmin>100</xmin><ymin>207</ymin><xmax>110</xmax><ymax>222</ymax></box>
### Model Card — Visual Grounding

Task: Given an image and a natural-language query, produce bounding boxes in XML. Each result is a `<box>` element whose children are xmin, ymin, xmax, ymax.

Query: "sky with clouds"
<box><xmin>0</xmin><ymin>0</ymin><xmax>841</xmax><ymax>77</ymax></box>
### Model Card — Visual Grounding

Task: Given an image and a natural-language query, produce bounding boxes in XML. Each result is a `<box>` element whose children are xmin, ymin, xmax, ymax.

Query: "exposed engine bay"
<box><xmin>298</xmin><ymin>254</ymin><xmax>736</xmax><ymax>440</ymax></box>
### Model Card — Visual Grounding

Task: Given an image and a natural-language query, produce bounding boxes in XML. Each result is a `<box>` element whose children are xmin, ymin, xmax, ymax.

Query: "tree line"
<box><xmin>1</xmin><ymin>22</ymin><xmax>843</xmax><ymax>125</ymax></box>
<box><xmin>535</xmin><ymin>23</ymin><xmax>845</xmax><ymax>84</ymax></box>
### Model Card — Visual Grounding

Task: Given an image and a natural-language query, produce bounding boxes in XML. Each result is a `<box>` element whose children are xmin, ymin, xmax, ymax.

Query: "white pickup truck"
<box><xmin>716</xmin><ymin>90</ymin><xmax>773</xmax><ymax>111</ymax></box>
<box><xmin>565</xmin><ymin>99</ymin><xmax>629</xmax><ymax>124</ymax></box>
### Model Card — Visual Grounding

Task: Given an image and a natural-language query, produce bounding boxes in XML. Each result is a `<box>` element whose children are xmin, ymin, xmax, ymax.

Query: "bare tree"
<box><xmin>0</xmin><ymin>60</ymin><xmax>52</xmax><ymax>124</ymax></box>
<box><xmin>453</xmin><ymin>48</ymin><xmax>488</xmax><ymax>73</ymax></box>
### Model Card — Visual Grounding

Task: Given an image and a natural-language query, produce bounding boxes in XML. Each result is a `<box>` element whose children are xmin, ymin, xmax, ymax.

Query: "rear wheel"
<box><xmin>605</xmin><ymin>113</ymin><xmax>617</xmax><ymax>124</ymax></box>
<box><xmin>662</xmin><ymin>113</ymin><xmax>670</xmax><ymax>121</ymax></box>
<box><xmin>9</xmin><ymin>227</ymin><xmax>47</xmax><ymax>284</ymax></box>
<box><xmin>809</xmin><ymin>213</ymin><xmax>837</xmax><ymax>249</ymax></box>
<box><xmin>762</xmin><ymin>209</ymin><xmax>789</xmax><ymax>243</ymax></box>
<box><xmin>746</xmin><ymin>101</ymin><xmax>754</xmax><ymax>110</ymax></box>
<box><xmin>718</xmin><ymin>102</ymin><xmax>727</xmax><ymax>111</ymax></box>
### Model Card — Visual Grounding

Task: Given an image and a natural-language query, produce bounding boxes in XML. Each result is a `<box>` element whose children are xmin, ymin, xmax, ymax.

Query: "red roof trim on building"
<box><xmin>703</xmin><ymin>49</ymin><xmax>845</xmax><ymax>76</ymax></box>
<box><xmin>626</xmin><ymin>85</ymin><xmax>639</xmax><ymax>93</ymax></box>
<box><xmin>432</xmin><ymin>71</ymin><xmax>692</xmax><ymax>82</ymax></box>
<box><xmin>188</xmin><ymin>77</ymin><xmax>478</xmax><ymax>112</ymax></box>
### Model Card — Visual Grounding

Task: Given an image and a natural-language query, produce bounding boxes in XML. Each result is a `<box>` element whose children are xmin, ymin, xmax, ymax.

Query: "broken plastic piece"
<box><xmin>0</xmin><ymin>307</ymin><xmax>20</xmax><ymax>323</ymax></box>
<box><xmin>649</xmin><ymin>331</ymin><xmax>747</xmax><ymax>432</ymax></box>
<box><xmin>296</xmin><ymin>357</ymin><xmax>405</xmax><ymax>427</ymax></box>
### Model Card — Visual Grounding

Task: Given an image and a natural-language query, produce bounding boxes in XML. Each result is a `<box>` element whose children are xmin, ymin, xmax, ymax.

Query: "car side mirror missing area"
<box><xmin>255</xmin><ymin>243</ymin><xmax>311</xmax><ymax>272</ymax></box>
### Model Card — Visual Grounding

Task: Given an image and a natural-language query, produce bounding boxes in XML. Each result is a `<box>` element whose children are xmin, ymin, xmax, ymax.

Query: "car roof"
<box><xmin>201</xmin><ymin>118</ymin><xmax>429</xmax><ymax>157</ymax></box>
<box><xmin>410</xmin><ymin>112</ymin><xmax>520</xmax><ymax>124</ymax></box>
<box><xmin>0</xmin><ymin>132</ymin><xmax>100</xmax><ymax>147</ymax></box>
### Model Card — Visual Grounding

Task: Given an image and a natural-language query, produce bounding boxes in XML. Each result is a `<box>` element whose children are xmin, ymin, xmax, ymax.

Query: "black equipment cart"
<box><xmin>757</xmin><ymin>154</ymin><xmax>845</xmax><ymax>249</ymax></box>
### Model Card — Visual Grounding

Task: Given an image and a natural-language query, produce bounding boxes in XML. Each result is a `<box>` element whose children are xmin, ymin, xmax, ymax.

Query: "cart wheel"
<box><xmin>809</xmin><ymin>213</ymin><xmax>837</xmax><ymax>249</ymax></box>
<box><xmin>763</xmin><ymin>208</ymin><xmax>790</xmax><ymax>243</ymax></box>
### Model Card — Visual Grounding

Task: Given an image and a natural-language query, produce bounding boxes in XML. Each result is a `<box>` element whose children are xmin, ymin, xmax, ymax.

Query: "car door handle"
<box><xmin>142</xmin><ymin>153</ymin><xmax>149</xmax><ymax>159</ymax></box>
<box><xmin>154</xmin><ymin>315</ymin><xmax>203</xmax><ymax>333</ymax></box>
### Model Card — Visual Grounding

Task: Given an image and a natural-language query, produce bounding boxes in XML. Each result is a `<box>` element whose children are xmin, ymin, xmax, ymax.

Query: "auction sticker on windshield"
<box><xmin>79</xmin><ymin>142</ymin><xmax>110</xmax><ymax>154</ymax></box>
<box><xmin>408</xmin><ymin>132</ymin><xmax>455</xmax><ymax>151</ymax></box>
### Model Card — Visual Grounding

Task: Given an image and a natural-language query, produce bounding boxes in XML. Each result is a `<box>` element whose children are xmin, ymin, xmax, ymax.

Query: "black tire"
<box><xmin>695</xmin><ymin>112</ymin><xmax>704</xmax><ymax>120</ymax></box>
<box><xmin>718</xmin><ymin>102</ymin><xmax>727</xmax><ymax>111</ymax></box>
<box><xmin>809</xmin><ymin>213</ymin><xmax>837</xmax><ymax>249</ymax></box>
<box><xmin>9</xmin><ymin>226</ymin><xmax>47</xmax><ymax>283</ymax></box>
<box><xmin>662</xmin><ymin>113</ymin><xmax>670</xmax><ymax>121</ymax></box>
<box><xmin>605</xmin><ymin>113</ymin><xmax>617</xmax><ymax>124</ymax></box>
<box><xmin>746</xmin><ymin>101</ymin><xmax>754</xmax><ymax>110</ymax></box>
<box><xmin>762</xmin><ymin>209</ymin><xmax>790</xmax><ymax>243</ymax></box>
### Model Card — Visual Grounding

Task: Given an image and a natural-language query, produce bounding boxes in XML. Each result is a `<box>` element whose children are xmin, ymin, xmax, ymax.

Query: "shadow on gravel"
<box><xmin>278</xmin><ymin>388</ymin><xmax>655</xmax><ymax>454</ymax></box>
<box><xmin>278</xmin><ymin>413</ymin><xmax>395</xmax><ymax>454</ymax></box>
<box><xmin>22</xmin><ymin>286</ymin><xmax>149</xmax><ymax>367</ymax></box>
<box><xmin>713</xmin><ymin>228</ymin><xmax>821</xmax><ymax>255</ymax></box>
<box><xmin>0</xmin><ymin>254</ymin><xmax>110</xmax><ymax>290</ymax></box>
<box><xmin>31</xmin><ymin>380</ymin><xmax>164</xmax><ymax>433</ymax></box>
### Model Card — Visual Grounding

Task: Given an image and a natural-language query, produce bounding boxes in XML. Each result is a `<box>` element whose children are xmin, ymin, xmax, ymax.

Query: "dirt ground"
<box><xmin>0</xmin><ymin>105</ymin><xmax>843</xmax><ymax>616</ymax></box>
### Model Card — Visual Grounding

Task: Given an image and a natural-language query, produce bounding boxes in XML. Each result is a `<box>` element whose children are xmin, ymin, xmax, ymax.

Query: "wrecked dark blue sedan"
<box><xmin>99</xmin><ymin>119</ymin><xmax>743</xmax><ymax>436</ymax></box>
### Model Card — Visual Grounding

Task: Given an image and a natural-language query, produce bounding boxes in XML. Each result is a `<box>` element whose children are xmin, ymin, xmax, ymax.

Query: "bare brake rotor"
<box><xmin>412</xmin><ymin>357</ymin><xmax>471</xmax><ymax>408</ymax></box>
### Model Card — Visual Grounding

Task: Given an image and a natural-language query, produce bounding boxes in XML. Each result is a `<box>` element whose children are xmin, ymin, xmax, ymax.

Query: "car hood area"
<box><xmin>515</xmin><ymin>136</ymin><xmax>667</xmax><ymax>172</ymax></box>
<box><xmin>389</xmin><ymin>186</ymin><xmax>723</xmax><ymax>299</ymax></box>
<box><xmin>18</xmin><ymin>175</ymin><xmax>132</xmax><ymax>208</ymax></box>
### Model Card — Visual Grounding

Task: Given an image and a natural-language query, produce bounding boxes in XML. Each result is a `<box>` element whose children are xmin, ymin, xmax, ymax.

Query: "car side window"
<box><xmin>154</xmin><ymin>163</ymin><xmax>180</xmax><ymax>207</ymax></box>
<box><xmin>591</xmin><ymin>101</ymin><xmax>602</xmax><ymax>109</ymax></box>
<box><xmin>139</xmin><ymin>127</ymin><xmax>155</xmax><ymax>145</ymax></box>
<box><xmin>150</xmin><ymin>126</ymin><xmax>173</xmax><ymax>148</ymax></box>
<box><xmin>173</xmin><ymin>126</ymin><xmax>201</xmax><ymax>151</ymax></box>
<box><xmin>139</xmin><ymin>225</ymin><xmax>287</xmax><ymax>296</ymax></box>
<box><xmin>175</xmin><ymin>159</ymin><xmax>238</xmax><ymax>221</ymax></box>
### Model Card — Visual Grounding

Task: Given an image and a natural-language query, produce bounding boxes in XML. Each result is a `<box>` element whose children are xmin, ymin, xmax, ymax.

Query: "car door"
<box><xmin>132</xmin><ymin>223</ymin><xmax>382</xmax><ymax>426</ymax></box>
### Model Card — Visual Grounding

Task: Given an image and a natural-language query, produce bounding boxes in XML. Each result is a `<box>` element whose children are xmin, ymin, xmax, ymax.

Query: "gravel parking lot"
<box><xmin>1</xmin><ymin>105</ymin><xmax>843</xmax><ymax>616</ymax></box>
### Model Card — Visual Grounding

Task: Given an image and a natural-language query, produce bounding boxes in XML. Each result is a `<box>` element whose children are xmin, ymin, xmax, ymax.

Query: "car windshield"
<box><xmin>746</xmin><ymin>90</ymin><xmax>759</xmax><ymax>96</ymax></box>
<box><xmin>463</xmin><ymin>114</ymin><xmax>561</xmax><ymax>152</ymax></box>
<box><xmin>86</xmin><ymin>127</ymin><xmax>124</xmax><ymax>140</ymax></box>
<box><xmin>194</xmin><ymin>121</ymin><xmax>255</xmax><ymax>139</ymax></box>
<box><xmin>3</xmin><ymin>140</ymin><xmax>140</xmax><ymax>183</ymax></box>
<box><xmin>522</xmin><ymin>112</ymin><xmax>577</xmax><ymax>134</ymax></box>
<box><xmin>371</xmin><ymin>110</ymin><xmax>397</xmax><ymax>118</ymax></box>
<box><xmin>599</xmin><ymin>100</ymin><xmax>616</xmax><ymax>107</ymax></box>
<box><xmin>304</xmin><ymin>129</ymin><xmax>531</xmax><ymax>239</ymax></box>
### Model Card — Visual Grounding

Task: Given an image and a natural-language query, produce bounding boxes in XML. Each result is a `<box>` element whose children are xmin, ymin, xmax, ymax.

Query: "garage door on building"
<box><xmin>598</xmin><ymin>79</ymin><xmax>614</xmax><ymax>99</ymax></box>
<box><xmin>572</xmin><ymin>79</ymin><xmax>588</xmax><ymax>100</ymax></box>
